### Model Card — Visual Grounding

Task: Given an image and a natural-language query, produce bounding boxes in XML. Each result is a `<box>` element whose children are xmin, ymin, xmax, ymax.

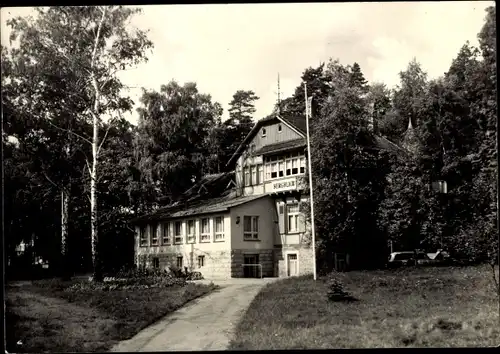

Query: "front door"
<box><xmin>287</xmin><ymin>254</ymin><xmax>298</xmax><ymax>276</ymax></box>
<box><xmin>243</xmin><ymin>254</ymin><xmax>260</xmax><ymax>278</ymax></box>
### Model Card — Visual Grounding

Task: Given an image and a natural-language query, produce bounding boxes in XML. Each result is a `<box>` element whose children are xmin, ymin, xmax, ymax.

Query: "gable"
<box><xmin>226</xmin><ymin>114</ymin><xmax>306</xmax><ymax>168</ymax></box>
<box><xmin>247</xmin><ymin>121</ymin><xmax>304</xmax><ymax>153</ymax></box>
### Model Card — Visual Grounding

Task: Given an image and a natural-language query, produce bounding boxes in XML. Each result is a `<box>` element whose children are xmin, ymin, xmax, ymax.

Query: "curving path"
<box><xmin>110</xmin><ymin>278</ymin><xmax>277</xmax><ymax>352</ymax></box>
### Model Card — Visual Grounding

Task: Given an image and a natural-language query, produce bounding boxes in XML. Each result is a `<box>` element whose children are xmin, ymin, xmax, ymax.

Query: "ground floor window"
<box><xmin>243</xmin><ymin>216</ymin><xmax>259</xmax><ymax>240</ymax></box>
<box><xmin>197</xmin><ymin>255</ymin><xmax>205</xmax><ymax>268</ymax></box>
<box><xmin>187</xmin><ymin>220</ymin><xmax>196</xmax><ymax>243</ymax></box>
<box><xmin>200</xmin><ymin>218</ymin><xmax>210</xmax><ymax>242</ymax></box>
<box><xmin>139</xmin><ymin>226</ymin><xmax>147</xmax><ymax>247</ymax></box>
<box><xmin>152</xmin><ymin>257</ymin><xmax>160</xmax><ymax>269</ymax></box>
<box><xmin>215</xmin><ymin>216</ymin><xmax>224</xmax><ymax>241</ymax></box>
<box><xmin>177</xmin><ymin>256</ymin><xmax>183</xmax><ymax>269</ymax></box>
<box><xmin>150</xmin><ymin>223</ymin><xmax>159</xmax><ymax>246</ymax></box>
<box><xmin>174</xmin><ymin>221</ymin><xmax>183</xmax><ymax>244</ymax></box>
<box><xmin>162</xmin><ymin>222</ymin><xmax>171</xmax><ymax>245</ymax></box>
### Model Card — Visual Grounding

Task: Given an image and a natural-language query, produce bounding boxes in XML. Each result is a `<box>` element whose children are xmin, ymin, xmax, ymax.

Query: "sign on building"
<box><xmin>271</xmin><ymin>177</ymin><xmax>297</xmax><ymax>193</ymax></box>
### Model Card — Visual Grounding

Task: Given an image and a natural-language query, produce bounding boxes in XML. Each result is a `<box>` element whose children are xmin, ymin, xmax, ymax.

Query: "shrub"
<box><xmin>326</xmin><ymin>272</ymin><xmax>357</xmax><ymax>302</ymax></box>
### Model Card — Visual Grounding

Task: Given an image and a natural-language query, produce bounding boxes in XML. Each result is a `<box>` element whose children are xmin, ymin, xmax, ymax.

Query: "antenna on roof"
<box><xmin>275</xmin><ymin>73</ymin><xmax>283</xmax><ymax>116</ymax></box>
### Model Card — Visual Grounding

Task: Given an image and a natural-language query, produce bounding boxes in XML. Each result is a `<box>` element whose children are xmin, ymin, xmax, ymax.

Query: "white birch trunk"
<box><xmin>89</xmin><ymin>7</ymin><xmax>107</xmax><ymax>282</ymax></box>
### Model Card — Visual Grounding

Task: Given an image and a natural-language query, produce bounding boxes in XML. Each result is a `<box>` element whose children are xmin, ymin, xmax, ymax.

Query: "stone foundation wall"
<box><xmin>137</xmin><ymin>249</ymin><xmax>231</xmax><ymax>279</ymax></box>
<box><xmin>231</xmin><ymin>249</ymin><xmax>274</xmax><ymax>278</ymax></box>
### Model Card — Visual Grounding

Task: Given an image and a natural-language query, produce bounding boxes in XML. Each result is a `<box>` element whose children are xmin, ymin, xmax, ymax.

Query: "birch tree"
<box><xmin>7</xmin><ymin>6</ymin><xmax>153</xmax><ymax>281</ymax></box>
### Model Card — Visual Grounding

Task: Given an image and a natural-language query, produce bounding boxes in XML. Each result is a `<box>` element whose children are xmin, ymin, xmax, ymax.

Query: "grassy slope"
<box><xmin>230</xmin><ymin>265</ymin><xmax>500</xmax><ymax>349</ymax></box>
<box><xmin>5</xmin><ymin>280</ymin><xmax>217</xmax><ymax>353</ymax></box>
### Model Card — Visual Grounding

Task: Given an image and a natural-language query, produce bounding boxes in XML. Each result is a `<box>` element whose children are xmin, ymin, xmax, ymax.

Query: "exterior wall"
<box><xmin>274</xmin><ymin>245</ymin><xmax>314</xmax><ymax>277</ymax></box>
<box><xmin>252</xmin><ymin>121</ymin><xmax>303</xmax><ymax>150</ymax></box>
<box><xmin>230</xmin><ymin>196</ymin><xmax>278</xmax><ymax>277</ymax></box>
<box><xmin>135</xmin><ymin>213</ymin><xmax>232</xmax><ymax>279</ymax></box>
<box><xmin>230</xmin><ymin>196</ymin><xmax>277</xmax><ymax>250</ymax></box>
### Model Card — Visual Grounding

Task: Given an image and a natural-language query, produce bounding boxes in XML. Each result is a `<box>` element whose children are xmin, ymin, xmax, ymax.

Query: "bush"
<box><xmin>326</xmin><ymin>272</ymin><xmax>357</xmax><ymax>302</ymax></box>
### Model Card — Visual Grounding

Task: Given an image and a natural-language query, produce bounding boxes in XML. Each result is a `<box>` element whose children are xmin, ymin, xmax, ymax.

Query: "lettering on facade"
<box><xmin>272</xmin><ymin>179</ymin><xmax>296</xmax><ymax>192</ymax></box>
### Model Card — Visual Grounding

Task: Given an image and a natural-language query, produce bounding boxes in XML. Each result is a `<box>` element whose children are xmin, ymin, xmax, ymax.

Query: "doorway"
<box><xmin>243</xmin><ymin>254</ymin><xmax>260</xmax><ymax>278</ymax></box>
<box><xmin>287</xmin><ymin>253</ymin><xmax>298</xmax><ymax>276</ymax></box>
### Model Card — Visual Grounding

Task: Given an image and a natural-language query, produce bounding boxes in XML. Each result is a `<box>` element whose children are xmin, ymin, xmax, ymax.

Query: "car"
<box><xmin>387</xmin><ymin>251</ymin><xmax>432</xmax><ymax>268</ymax></box>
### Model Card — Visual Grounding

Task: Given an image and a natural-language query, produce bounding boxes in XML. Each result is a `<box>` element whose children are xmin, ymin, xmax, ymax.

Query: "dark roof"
<box><xmin>374</xmin><ymin>135</ymin><xmax>407</xmax><ymax>155</ymax></box>
<box><xmin>131</xmin><ymin>193</ymin><xmax>268</xmax><ymax>223</ymax></box>
<box><xmin>254</xmin><ymin>138</ymin><xmax>306</xmax><ymax>156</ymax></box>
<box><xmin>182</xmin><ymin>172</ymin><xmax>235</xmax><ymax>202</ymax></box>
<box><xmin>278</xmin><ymin>114</ymin><xmax>307</xmax><ymax>135</ymax></box>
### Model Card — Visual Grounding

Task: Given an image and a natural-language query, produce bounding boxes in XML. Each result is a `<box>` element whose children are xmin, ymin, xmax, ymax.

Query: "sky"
<box><xmin>1</xmin><ymin>2</ymin><xmax>495</xmax><ymax>125</ymax></box>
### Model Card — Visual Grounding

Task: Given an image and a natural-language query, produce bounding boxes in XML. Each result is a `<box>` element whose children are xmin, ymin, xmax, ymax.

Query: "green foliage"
<box><xmin>133</xmin><ymin>81</ymin><xmax>222</xmax><ymax>206</ymax></box>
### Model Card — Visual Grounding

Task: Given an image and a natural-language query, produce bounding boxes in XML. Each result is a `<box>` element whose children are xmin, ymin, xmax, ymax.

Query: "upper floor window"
<box><xmin>187</xmin><ymin>220</ymin><xmax>196</xmax><ymax>243</ymax></box>
<box><xmin>251</xmin><ymin>166</ymin><xmax>257</xmax><ymax>185</ymax></box>
<box><xmin>243</xmin><ymin>216</ymin><xmax>259</xmax><ymax>240</ymax></box>
<box><xmin>278</xmin><ymin>124</ymin><xmax>282</xmax><ymax>133</ymax></box>
<box><xmin>258</xmin><ymin>165</ymin><xmax>264</xmax><ymax>184</ymax></box>
<box><xmin>140</xmin><ymin>226</ymin><xmax>148</xmax><ymax>247</ymax></box>
<box><xmin>262</xmin><ymin>128</ymin><xmax>267</xmax><ymax>137</ymax></box>
<box><xmin>264</xmin><ymin>152</ymin><xmax>305</xmax><ymax>181</ymax></box>
<box><xmin>244</xmin><ymin>167</ymin><xmax>250</xmax><ymax>187</ymax></box>
<box><xmin>150</xmin><ymin>223</ymin><xmax>159</xmax><ymax>246</ymax></box>
<box><xmin>287</xmin><ymin>204</ymin><xmax>300</xmax><ymax>233</ymax></box>
<box><xmin>174</xmin><ymin>221</ymin><xmax>183</xmax><ymax>244</ymax></box>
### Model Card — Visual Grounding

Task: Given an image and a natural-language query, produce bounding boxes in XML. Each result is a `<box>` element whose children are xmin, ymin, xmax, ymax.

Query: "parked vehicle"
<box><xmin>387</xmin><ymin>251</ymin><xmax>432</xmax><ymax>268</ymax></box>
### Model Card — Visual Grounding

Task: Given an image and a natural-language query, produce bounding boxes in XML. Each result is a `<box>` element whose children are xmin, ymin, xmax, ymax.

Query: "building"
<box><xmin>131</xmin><ymin>113</ymin><xmax>315</xmax><ymax>279</ymax></box>
<box><xmin>131</xmin><ymin>108</ymin><xmax>408</xmax><ymax>278</ymax></box>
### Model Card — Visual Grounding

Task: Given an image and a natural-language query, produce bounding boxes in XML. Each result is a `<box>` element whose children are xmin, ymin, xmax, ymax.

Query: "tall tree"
<box><xmin>305</xmin><ymin>59</ymin><xmax>388</xmax><ymax>270</ymax></box>
<box><xmin>134</xmin><ymin>81</ymin><xmax>222</xmax><ymax>206</ymax></box>
<box><xmin>349</xmin><ymin>62</ymin><xmax>369</xmax><ymax>94</ymax></box>
<box><xmin>391</xmin><ymin>58</ymin><xmax>429</xmax><ymax>142</ymax></box>
<box><xmin>7</xmin><ymin>6</ymin><xmax>153</xmax><ymax>281</ymax></box>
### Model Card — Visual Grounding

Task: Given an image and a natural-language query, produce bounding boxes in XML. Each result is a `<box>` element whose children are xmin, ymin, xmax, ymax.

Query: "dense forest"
<box><xmin>2</xmin><ymin>6</ymin><xmax>497</xmax><ymax>279</ymax></box>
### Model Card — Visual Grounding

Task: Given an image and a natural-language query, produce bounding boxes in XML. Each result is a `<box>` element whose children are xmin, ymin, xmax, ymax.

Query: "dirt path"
<box><xmin>110</xmin><ymin>278</ymin><xmax>277</xmax><ymax>352</ymax></box>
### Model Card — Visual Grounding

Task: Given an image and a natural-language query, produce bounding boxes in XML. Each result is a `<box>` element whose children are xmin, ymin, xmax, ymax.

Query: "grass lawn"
<box><xmin>5</xmin><ymin>279</ymin><xmax>218</xmax><ymax>353</ymax></box>
<box><xmin>230</xmin><ymin>265</ymin><xmax>500</xmax><ymax>349</ymax></box>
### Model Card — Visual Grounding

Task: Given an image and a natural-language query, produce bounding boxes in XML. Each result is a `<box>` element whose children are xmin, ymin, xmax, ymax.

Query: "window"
<box><xmin>278</xmin><ymin>161</ymin><xmax>284</xmax><ymax>177</ymax></box>
<box><xmin>244</xmin><ymin>167</ymin><xmax>250</xmax><ymax>187</ymax></box>
<box><xmin>262</xmin><ymin>128</ymin><xmax>267</xmax><ymax>137</ymax></box>
<box><xmin>278</xmin><ymin>124</ymin><xmax>282</xmax><ymax>132</ymax></box>
<box><xmin>197</xmin><ymin>255</ymin><xmax>205</xmax><ymax>268</ymax></box>
<box><xmin>291</xmin><ymin>158</ymin><xmax>298</xmax><ymax>175</ymax></box>
<box><xmin>177</xmin><ymin>256</ymin><xmax>183</xmax><ymax>268</ymax></box>
<box><xmin>287</xmin><ymin>204</ymin><xmax>300</xmax><ymax>233</ymax></box>
<box><xmin>200</xmin><ymin>218</ymin><xmax>210</xmax><ymax>242</ymax></box>
<box><xmin>265</xmin><ymin>164</ymin><xmax>271</xmax><ymax>180</ymax></box>
<box><xmin>162</xmin><ymin>223</ymin><xmax>171</xmax><ymax>245</ymax></box>
<box><xmin>215</xmin><ymin>216</ymin><xmax>224</xmax><ymax>241</ymax></box>
<box><xmin>174</xmin><ymin>221</ymin><xmax>183</xmax><ymax>244</ymax></box>
<box><xmin>150</xmin><ymin>224</ymin><xmax>159</xmax><ymax>246</ymax></box>
<box><xmin>139</xmin><ymin>226</ymin><xmax>147</xmax><ymax>247</ymax></box>
<box><xmin>251</xmin><ymin>166</ymin><xmax>257</xmax><ymax>185</ymax></box>
<box><xmin>152</xmin><ymin>257</ymin><xmax>160</xmax><ymax>269</ymax></box>
<box><xmin>258</xmin><ymin>165</ymin><xmax>264</xmax><ymax>184</ymax></box>
<box><xmin>271</xmin><ymin>163</ymin><xmax>278</xmax><ymax>179</ymax></box>
<box><xmin>187</xmin><ymin>220</ymin><xmax>195</xmax><ymax>243</ymax></box>
<box><xmin>264</xmin><ymin>153</ymin><xmax>306</xmax><ymax>180</ymax></box>
<box><xmin>243</xmin><ymin>216</ymin><xmax>259</xmax><ymax>240</ymax></box>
